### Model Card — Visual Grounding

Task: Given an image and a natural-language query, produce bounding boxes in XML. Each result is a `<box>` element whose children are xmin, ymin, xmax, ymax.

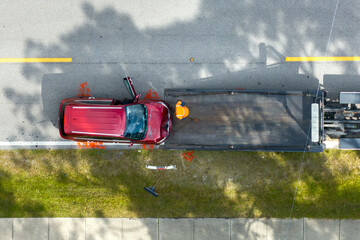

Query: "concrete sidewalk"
<box><xmin>0</xmin><ymin>218</ymin><xmax>359</xmax><ymax>240</ymax></box>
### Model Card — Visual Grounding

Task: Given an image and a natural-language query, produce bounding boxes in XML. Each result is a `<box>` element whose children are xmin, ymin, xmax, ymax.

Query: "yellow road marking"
<box><xmin>0</xmin><ymin>58</ymin><xmax>72</xmax><ymax>63</ymax></box>
<box><xmin>286</xmin><ymin>56</ymin><xmax>360</xmax><ymax>62</ymax></box>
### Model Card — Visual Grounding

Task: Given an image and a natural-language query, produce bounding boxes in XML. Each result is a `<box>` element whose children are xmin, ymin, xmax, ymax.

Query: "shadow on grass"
<box><xmin>3</xmin><ymin>149</ymin><xmax>360</xmax><ymax>219</ymax></box>
<box><xmin>0</xmin><ymin>169</ymin><xmax>47</xmax><ymax>217</ymax></box>
<box><xmin>1</xmin><ymin>148</ymin><xmax>360</xmax><ymax>239</ymax></box>
<box><xmin>114</xmin><ymin>150</ymin><xmax>360</xmax><ymax>219</ymax></box>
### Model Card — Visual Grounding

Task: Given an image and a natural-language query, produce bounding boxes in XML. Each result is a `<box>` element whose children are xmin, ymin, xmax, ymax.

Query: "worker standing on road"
<box><xmin>176</xmin><ymin>100</ymin><xmax>189</xmax><ymax>120</ymax></box>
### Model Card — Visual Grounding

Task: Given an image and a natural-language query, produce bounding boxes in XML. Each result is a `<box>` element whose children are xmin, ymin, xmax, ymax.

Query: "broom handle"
<box><xmin>153</xmin><ymin>167</ymin><xmax>167</xmax><ymax>188</ymax></box>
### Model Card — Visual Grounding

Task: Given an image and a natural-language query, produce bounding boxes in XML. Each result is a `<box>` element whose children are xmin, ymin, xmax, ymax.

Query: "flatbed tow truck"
<box><xmin>162</xmin><ymin>88</ymin><xmax>360</xmax><ymax>151</ymax></box>
<box><xmin>60</xmin><ymin>77</ymin><xmax>360</xmax><ymax>152</ymax></box>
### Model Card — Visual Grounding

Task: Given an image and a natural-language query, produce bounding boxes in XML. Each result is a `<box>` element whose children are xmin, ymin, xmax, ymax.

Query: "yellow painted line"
<box><xmin>286</xmin><ymin>56</ymin><xmax>360</xmax><ymax>62</ymax></box>
<box><xmin>0</xmin><ymin>58</ymin><xmax>72</xmax><ymax>63</ymax></box>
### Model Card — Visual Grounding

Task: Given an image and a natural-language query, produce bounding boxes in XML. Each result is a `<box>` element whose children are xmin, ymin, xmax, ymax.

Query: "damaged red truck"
<box><xmin>58</xmin><ymin>77</ymin><xmax>171</xmax><ymax>145</ymax></box>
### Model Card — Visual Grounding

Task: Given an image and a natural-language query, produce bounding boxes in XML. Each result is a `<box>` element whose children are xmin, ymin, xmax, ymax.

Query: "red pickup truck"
<box><xmin>59</xmin><ymin>77</ymin><xmax>171</xmax><ymax>145</ymax></box>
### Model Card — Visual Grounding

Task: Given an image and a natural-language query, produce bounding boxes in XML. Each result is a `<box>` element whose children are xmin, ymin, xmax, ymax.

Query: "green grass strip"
<box><xmin>0</xmin><ymin>149</ymin><xmax>359</xmax><ymax>218</ymax></box>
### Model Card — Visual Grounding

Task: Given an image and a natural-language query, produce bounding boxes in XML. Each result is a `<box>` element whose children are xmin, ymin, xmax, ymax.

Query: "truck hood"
<box><xmin>143</xmin><ymin>101</ymin><xmax>171</xmax><ymax>143</ymax></box>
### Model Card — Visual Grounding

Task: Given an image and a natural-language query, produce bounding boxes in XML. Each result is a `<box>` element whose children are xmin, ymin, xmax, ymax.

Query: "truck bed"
<box><xmin>163</xmin><ymin>89</ymin><xmax>323</xmax><ymax>152</ymax></box>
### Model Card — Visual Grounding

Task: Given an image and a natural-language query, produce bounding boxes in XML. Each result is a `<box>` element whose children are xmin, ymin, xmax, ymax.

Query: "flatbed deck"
<box><xmin>163</xmin><ymin>89</ymin><xmax>323</xmax><ymax>152</ymax></box>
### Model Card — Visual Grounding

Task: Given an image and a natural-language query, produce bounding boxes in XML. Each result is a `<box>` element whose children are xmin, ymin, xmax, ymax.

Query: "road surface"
<box><xmin>0</xmin><ymin>0</ymin><xmax>360</xmax><ymax>148</ymax></box>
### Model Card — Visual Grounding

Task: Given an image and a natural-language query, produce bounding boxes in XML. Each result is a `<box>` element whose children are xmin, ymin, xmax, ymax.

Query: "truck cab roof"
<box><xmin>64</xmin><ymin>105</ymin><xmax>126</xmax><ymax>137</ymax></box>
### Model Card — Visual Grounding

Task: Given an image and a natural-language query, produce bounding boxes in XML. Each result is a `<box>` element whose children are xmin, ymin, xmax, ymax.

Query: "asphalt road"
<box><xmin>0</xmin><ymin>0</ymin><xmax>360</xmax><ymax>147</ymax></box>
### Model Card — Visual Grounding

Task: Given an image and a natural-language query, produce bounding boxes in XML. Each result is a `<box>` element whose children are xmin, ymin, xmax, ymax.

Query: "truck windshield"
<box><xmin>124</xmin><ymin>104</ymin><xmax>147</xmax><ymax>140</ymax></box>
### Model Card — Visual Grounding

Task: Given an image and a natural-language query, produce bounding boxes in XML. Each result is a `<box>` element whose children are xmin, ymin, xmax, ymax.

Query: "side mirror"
<box><xmin>123</xmin><ymin>77</ymin><xmax>137</xmax><ymax>100</ymax></box>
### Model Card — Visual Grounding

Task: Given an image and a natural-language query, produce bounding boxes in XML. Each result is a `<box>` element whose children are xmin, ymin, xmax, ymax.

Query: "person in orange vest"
<box><xmin>176</xmin><ymin>100</ymin><xmax>189</xmax><ymax>120</ymax></box>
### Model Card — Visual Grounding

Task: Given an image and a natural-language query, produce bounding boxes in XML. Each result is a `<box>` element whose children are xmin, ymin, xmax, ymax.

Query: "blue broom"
<box><xmin>144</xmin><ymin>167</ymin><xmax>168</xmax><ymax>197</ymax></box>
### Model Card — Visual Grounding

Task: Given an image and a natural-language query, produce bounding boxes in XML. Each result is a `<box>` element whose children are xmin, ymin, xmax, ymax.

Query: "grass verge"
<box><xmin>0</xmin><ymin>149</ymin><xmax>359</xmax><ymax>218</ymax></box>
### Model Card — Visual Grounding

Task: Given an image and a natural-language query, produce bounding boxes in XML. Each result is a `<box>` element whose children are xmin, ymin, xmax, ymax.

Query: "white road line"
<box><xmin>0</xmin><ymin>141</ymin><xmax>130</xmax><ymax>146</ymax></box>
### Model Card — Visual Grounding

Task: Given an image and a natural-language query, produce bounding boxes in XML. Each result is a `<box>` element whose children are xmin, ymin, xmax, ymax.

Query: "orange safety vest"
<box><xmin>176</xmin><ymin>100</ymin><xmax>189</xmax><ymax>120</ymax></box>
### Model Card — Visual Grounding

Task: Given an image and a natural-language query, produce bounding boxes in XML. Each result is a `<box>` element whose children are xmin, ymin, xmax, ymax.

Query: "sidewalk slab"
<box><xmin>159</xmin><ymin>218</ymin><xmax>193</xmax><ymax>240</ymax></box>
<box><xmin>231</xmin><ymin>218</ymin><xmax>267</xmax><ymax>240</ymax></box>
<box><xmin>86</xmin><ymin>218</ymin><xmax>122</xmax><ymax>240</ymax></box>
<box><xmin>0</xmin><ymin>218</ymin><xmax>12</xmax><ymax>240</ymax></box>
<box><xmin>194</xmin><ymin>218</ymin><xmax>230</xmax><ymax>240</ymax></box>
<box><xmin>340</xmin><ymin>220</ymin><xmax>360</xmax><ymax>240</ymax></box>
<box><xmin>123</xmin><ymin>218</ymin><xmax>157</xmax><ymax>240</ymax></box>
<box><xmin>49</xmin><ymin>218</ymin><xmax>85</xmax><ymax>240</ymax></box>
<box><xmin>5</xmin><ymin>217</ymin><xmax>360</xmax><ymax>240</ymax></box>
<box><xmin>14</xmin><ymin>218</ymin><xmax>48</xmax><ymax>240</ymax></box>
<box><xmin>267</xmin><ymin>218</ymin><xmax>303</xmax><ymax>240</ymax></box>
<box><xmin>304</xmin><ymin>219</ymin><xmax>339</xmax><ymax>240</ymax></box>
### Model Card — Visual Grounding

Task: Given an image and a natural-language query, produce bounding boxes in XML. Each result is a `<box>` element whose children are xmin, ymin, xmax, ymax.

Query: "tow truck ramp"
<box><xmin>163</xmin><ymin>89</ymin><xmax>324</xmax><ymax>152</ymax></box>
